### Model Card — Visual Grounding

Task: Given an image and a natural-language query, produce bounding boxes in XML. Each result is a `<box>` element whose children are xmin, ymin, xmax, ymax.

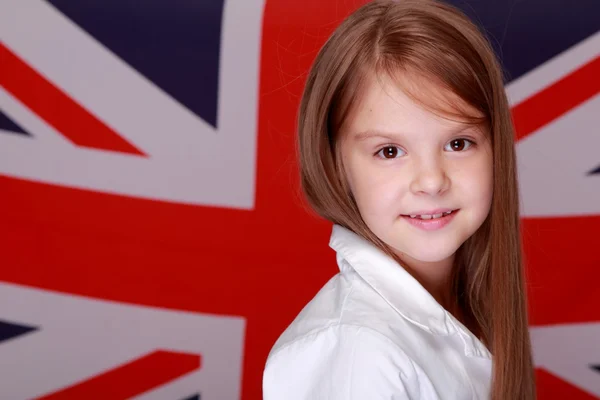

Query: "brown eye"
<box><xmin>445</xmin><ymin>138</ymin><xmax>473</xmax><ymax>152</ymax></box>
<box><xmin>451</xmin><ymin>139</ymin><xmax>465</xmax><ymax>151</ymax></box>
<box><xmin>376</xmin><ymin>146</ymin><xmax>405</xmax><ymax>159</ymax></box>
<box><xmin>383</xmin><ymin>146</ymin><xmax>398</xmax><ymax>158</ymax></box>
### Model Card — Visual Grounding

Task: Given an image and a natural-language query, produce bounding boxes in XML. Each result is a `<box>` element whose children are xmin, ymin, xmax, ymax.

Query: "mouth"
<box><xmin>401</xmin><ymin>209</ymin><xmax>458</xmax><ymax>220</ymax></box>
<box><xmin>400</xmin><ymin>209</ymin><xmax>459</xmax><ymax>231</ymax></box>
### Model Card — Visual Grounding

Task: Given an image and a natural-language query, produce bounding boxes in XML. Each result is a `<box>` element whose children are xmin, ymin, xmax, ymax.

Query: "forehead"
<box><xmin>342</xmin><ymin>71</ymin><xmax>483</xmax><ymax>138</ymax></box>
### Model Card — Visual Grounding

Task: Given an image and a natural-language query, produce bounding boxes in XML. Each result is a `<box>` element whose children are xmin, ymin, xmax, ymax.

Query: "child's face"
<box><xmin>339</xmin><ymin>73</ymin><xmax>493</xmax><ymax>264</ymax></box>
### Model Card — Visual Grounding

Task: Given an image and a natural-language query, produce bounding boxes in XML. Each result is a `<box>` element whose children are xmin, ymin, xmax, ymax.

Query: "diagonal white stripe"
<box><xmin>517</xmin><ymin>94</ymin><xmax>600</xmax><ymax>217</ymax></box>
<box><xmin>0</xmin><ymin>0</ymin><xmax>264</xmax><ymax>209</ymax></box>
<box><xmin>0</xmin><ymin>282</ymin><xmax>246</xmax><ymax>400</ymax></box>
<box><xmin>531</xmin><ymin>322</ymin><xmax>600</xmax><ymax>397</ymax></box>
<box><xmin>506</xmin><ymin>31</ymin><xmax>600</xmax><ymax>107</ymax></box>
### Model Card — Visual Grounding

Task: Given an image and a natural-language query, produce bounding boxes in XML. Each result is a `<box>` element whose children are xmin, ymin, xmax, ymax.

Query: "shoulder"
<box><xmin>263</xmin><ymin>324</ymin><xmax>421</xmax><ymax>400</ymax></box>
<box><xmin>269</xmin><ymin>262</ymin><xmax>404</xmax><ymax>355</ymax></box>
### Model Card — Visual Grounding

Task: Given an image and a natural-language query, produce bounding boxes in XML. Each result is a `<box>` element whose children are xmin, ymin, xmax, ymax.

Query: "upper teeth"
<box><xmin>409</xmin><ymin>211</ymin><xmax>452</xmax><ymax>219</ymax></box>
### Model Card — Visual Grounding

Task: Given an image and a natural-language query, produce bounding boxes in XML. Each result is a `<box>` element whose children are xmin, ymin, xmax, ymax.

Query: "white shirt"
<box><xmin>263</xmin><ymin>224</ymin><xmax>493</xmax><ymax>399</ymax></box>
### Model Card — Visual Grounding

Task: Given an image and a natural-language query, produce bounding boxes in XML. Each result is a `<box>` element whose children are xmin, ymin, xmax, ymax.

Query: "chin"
<box><xmin>406</xmin><ymin>251</ymin><xmax>455</xmax><ymax>263</ymax></box>
<box><xmin>393</xmin><ymin>241</ymin><xmax>462</xmax><ymax>264</ymax></box>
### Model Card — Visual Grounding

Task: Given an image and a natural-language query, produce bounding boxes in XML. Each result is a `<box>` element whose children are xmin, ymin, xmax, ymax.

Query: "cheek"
<box><xmin>347</xmin><ymin>162</ymin><xmax>405</xmax><ymax>219</ymax></box>
<box><xmin>457</xmin><ymin>150</ymin><xmax>493</xmax><ymax>212</ymax></box>
<box><xmin>480</xmin><ymin>150</ymin><xmax>494</xmax><ymax>206</ymax></box>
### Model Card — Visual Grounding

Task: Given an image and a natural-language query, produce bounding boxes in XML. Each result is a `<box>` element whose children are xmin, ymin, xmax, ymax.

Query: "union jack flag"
<box><xmin>0</xmin><ymin>0</ymin><xmax>598</xmax><ymax>399</ymax></box>
<box><xmin>0</xmin><ymin>0</ymin><xmax>260</xmax><ymax>398</ymax></box>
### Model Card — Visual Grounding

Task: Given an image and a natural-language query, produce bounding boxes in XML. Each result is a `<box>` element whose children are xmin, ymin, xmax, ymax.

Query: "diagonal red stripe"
<box><xmin>535</xmin><ymin>368</ymin><xmax>599</xmax><ymax>400</ymax></box>
<box><xmin>512</xmin><ymin>56</ymin><xmax>600</xmax><ymax>141</ymax></box>
<box><xmin>0</xmin><ymin>43</ymin><xmax>146</xmax><ymax>156</ymax></box>
<box><xmin>36</xmin><ymin>350</ymin><xmax>201</xmax><ymax>400</ymax></box>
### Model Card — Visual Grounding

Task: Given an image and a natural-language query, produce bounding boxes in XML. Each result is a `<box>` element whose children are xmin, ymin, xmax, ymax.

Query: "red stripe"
<box><xmin>512</xmin><ymin>56</ymin><xmax>600</xmax><ymax>141</ymax></box>
<box><xmin>535</xmin><ymin>368</ymin><xmax>598</xmax><ymax>400</ymax></box>
<box><xmin>0</xmin><ymin>43</ymin><xmax>146</xmax><ymax>156</ymax></box>
<box><xmin>36</xmin><ymin>350</ymin><xmax>201</xmax><ymax>400</ymax></box>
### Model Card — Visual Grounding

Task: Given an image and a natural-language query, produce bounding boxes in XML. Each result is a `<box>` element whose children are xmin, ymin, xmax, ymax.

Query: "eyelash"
<box><xmin>374</xmin><ymin>138</ymin><xmax>476</xmax><ymax>159</ymax></box>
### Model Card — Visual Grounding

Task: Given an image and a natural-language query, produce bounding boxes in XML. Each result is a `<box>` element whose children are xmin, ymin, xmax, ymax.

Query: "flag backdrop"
<box><xmin>0</xmin><ymin>0</ymin><xmax>598</xmax><ymax>399</ymax></box>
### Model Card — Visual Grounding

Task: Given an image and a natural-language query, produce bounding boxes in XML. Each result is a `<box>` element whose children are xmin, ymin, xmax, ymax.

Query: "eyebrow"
<box><xmin>353</xmin><ymin>125</ymin><xmax>484</xmax><ymax>142</ymax></box>
<box><xmin>353</xmin><ymin>130</ymin><xmax>401</xmax><ymax>142</ymax></box>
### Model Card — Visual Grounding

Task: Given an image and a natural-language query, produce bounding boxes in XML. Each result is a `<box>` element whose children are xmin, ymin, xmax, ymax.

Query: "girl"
<box><xmin>263</xmin><ymin>0</ymin><xmax>536</xmax><ymax>399</ymax></box>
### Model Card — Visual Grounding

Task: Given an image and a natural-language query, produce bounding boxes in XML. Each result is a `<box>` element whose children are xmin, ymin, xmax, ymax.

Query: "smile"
<box><xmin>401</xmin><ymin>209</ymin><xmax>459</xmax><ymax>231</ymax></box>
<box><xmin>408</xmin><ymin>210</ymin><xmax>453</xmax><ymax>220</ymax></box>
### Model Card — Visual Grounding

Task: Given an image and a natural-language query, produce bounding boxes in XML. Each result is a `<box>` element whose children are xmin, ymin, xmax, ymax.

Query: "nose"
<box><xmin>409</xmin><ymin>157</ymin><xmax>450</xmax><ymax>196</ymax></box>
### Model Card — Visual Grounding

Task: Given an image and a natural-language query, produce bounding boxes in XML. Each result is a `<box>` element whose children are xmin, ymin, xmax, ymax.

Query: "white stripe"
<box><xmin>506</xmin><ymin>31</ymin><xmax>600</xmax><ymax>106</ymax></box>
<box><xmin>0</xmin><ymin>0</ymin><xmax>214</xmax><ymax>155</ymax></box>
<box><xmin>531</xmin><ymin>323</ymin><xmax>600</xmax><ymax>397</ymax></box>
<box><xmin>517</xmin><ymin>94</ymin><xmax>600</xmax><ymax>217</ymax></box>
<box><xmin>0</xmin><ymin>0</ymin><xmax>265</xmax><ymax>209</ymax></box>
<box><xmin>0</xmin><ymin>282</ymin><xmax>246</xmax><ymax>400</ymax></box>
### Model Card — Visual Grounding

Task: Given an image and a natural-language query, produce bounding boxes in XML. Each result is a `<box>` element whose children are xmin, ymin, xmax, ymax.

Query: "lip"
<box><xmin>401</xmin><ymin>209</ymin><xmax>459</xmax><ymax>231</ymax></box>
<box><xmin>402</xmin><ymin>208</ymin><xmax>455</xmax><ymax>216</ymax></box>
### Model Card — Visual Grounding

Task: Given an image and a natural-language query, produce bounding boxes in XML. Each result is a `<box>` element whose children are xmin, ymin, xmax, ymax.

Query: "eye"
<box><xmin>445</xmin><ymin>138</ymin><xmax>474</xmax><ymax>152</ymax></box>
<box><xmin>376</xmin><ymin>145</ymin><xmax>406</xmax><ymax>159</ymax></box>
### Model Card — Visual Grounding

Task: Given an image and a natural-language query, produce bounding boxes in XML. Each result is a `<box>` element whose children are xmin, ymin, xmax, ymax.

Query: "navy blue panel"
<box><xmin>446</xmin><ymin>0</ymin><xmax>600</xmax><ymax>82</ymax></box>
<box><xmin>0</xmin><ymin>320</ymin><xmax>38</xmax><ymax>343</ymax></box>
<box><xmin>589</xmin><ymin>165</ymin><xmax>600</xmax><ymax>175</ymax></box>
<box><xmin>0</xmin><ymin>109</ymin><xmax>30</xmax><ymax>135</ymax></box>
<box><xmin>46</xmin><ymin>0</ymin><xmax>225</xmax><ymax>128</ymax></box>
<box><xmin>180</xmin><ymin>394</ymin><xmax>200</xmax><ymax>400</ymax></box>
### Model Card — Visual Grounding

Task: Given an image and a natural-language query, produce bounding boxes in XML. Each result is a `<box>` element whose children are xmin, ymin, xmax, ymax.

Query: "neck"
<box><xmin>394</xmin><ymin>251</ymin><xmax>456</xmax><ymax>311</ymax></box>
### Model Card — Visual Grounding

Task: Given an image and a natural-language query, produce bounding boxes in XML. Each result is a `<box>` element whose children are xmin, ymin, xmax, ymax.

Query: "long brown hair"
<box><xmin>296</xmin><ymin>0</ymin><xmax>536</xmax><ymax>398</ymax></box>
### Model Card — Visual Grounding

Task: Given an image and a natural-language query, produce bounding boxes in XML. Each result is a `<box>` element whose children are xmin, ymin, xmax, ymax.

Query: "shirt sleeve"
<box><xmin>262</xmin><ymin>324</ymin><xmax>420</xmax><ymax>400</ymax></box>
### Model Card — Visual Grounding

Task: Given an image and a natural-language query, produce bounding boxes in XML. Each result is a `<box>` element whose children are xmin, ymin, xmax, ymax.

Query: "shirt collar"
<box><xmin>328</xmin><ymin>224</ymin><xmax>492</xmax><ymax>358</ymax></box>
<box><xmin>329</xmin><ymin>224</ymin><xmax>451</xmax><ymax>335</ymax></box>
